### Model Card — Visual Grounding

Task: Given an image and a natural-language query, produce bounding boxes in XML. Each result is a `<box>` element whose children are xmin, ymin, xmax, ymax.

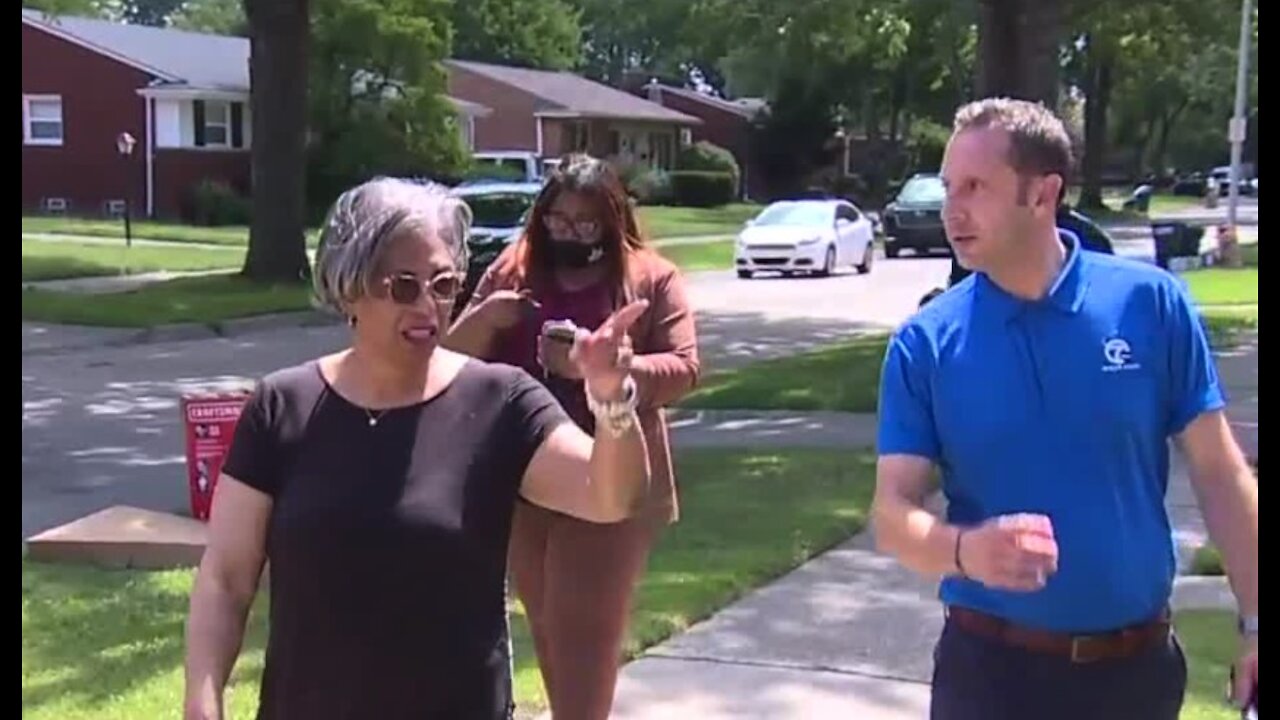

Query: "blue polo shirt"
<box><xmin>877</xmin><ymin>235</ymin><xmax>1226</xmax><ymax>633</ymax></box>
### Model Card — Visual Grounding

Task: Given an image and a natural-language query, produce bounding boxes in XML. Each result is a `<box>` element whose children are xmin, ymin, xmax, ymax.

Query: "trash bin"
<box><xmin>181</xmin><ymin>391</ymin><xmax>251</xmax><ymax>520</ymax></box>
<box><xmin>1151</xmin><ymin>221</ymin><xmax>1204</xmax><ymax>270</ymax></box>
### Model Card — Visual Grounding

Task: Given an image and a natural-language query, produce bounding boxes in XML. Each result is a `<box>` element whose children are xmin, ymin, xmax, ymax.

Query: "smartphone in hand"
<box><xmin>542</xmin><ymin>320</ymin><xmax>578</xmax><ymax>345</ymax></box>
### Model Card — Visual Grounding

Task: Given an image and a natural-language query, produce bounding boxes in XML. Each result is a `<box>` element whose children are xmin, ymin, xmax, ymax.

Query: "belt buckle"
<box><xmin>1070</xmin><ymin>635</ymin><xmax>1105</xmax><ymax>664</ymax></box>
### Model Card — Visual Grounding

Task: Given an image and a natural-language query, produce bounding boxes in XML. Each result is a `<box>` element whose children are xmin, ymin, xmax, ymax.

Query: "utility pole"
<box><xmin>1223</xmin><ymin>0</ymin><xmax>1253</xmax><ymax>267</ymax></box>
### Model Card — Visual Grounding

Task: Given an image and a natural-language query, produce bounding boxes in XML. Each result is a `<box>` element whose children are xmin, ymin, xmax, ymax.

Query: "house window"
<box><xmin>203</xmin><ymin>101</ymin><xmax>230</xmax><ymax>147</ymax></box>
<box><xmin>680</xmin><ymin>128</ymin><xmax>692</xmax><ymax>146</ymax></box>
<box><xmin>24</xmin><ymin>95</ymin><xmax>63</xmax><ymax>146</ymax></box>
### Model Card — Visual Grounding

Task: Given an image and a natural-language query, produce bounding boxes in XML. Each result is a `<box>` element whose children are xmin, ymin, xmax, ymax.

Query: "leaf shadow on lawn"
<box><xmin>21</xmin><ymin>561</ymin><xmax>267</xmax><ymax>715</ymax></box>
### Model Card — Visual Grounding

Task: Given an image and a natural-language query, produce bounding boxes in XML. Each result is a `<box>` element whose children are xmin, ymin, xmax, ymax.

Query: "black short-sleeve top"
<box><xmin>221</xmin><ymin>358</ymin><xmax>568</xmax><ymax>720</ymax></box>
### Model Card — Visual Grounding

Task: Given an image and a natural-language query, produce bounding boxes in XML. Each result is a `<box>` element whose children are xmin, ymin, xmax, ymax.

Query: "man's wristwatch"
<box><xmin>1238</xmin><ymin>615</ymin><xmax>1259</xmax><ymax>638</ymax></box>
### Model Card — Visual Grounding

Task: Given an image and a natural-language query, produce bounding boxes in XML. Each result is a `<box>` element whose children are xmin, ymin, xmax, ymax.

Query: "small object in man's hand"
<box><xmin>542</xmin><ymin>319</ymin><xmax>578</xmax><ymax>345</ymax></box>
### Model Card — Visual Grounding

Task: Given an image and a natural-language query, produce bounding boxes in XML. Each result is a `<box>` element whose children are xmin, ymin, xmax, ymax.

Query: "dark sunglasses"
<box><xmin>380</xmin><ymin>271</ymin><xmax>463</xmax><ymax>305</ymax></box>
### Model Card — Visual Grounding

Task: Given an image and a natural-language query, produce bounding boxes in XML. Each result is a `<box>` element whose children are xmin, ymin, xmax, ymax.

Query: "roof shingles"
<box><xmin>448</xmin><ymin>60</ymin><xmax>698</xmax><ymax>124</ymax></box>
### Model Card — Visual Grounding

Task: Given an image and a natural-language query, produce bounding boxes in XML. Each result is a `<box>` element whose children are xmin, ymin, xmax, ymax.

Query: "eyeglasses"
<box><xmin>380</xmin><ymin>271</ymin><xmax>463</xmax><ymax>305</ymax></box>
<box><xmin>543</xmin><ymin>212</ymin><xmax>601</xmax><ymax>240</ymax></box>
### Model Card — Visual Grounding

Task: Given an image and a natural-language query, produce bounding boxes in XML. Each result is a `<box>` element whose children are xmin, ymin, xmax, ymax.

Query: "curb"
<box><xmin>21</xmin><ymin>310</ymin><xmax>341</xmax><ymax>357</ymax></box>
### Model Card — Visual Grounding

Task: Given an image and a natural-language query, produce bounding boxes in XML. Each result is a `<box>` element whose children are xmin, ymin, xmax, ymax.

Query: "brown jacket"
<box><xmin>463</xmin><ymin>245</ymin><xmax>700</xmax><ymax>524</ymax></box>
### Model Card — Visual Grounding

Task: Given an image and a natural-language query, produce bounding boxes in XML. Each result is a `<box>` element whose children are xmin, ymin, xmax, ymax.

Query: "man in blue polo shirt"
<box><xmin>872</xmin><ymin>98</ymin><xmax>1258</xmax><ymax>719</ymax></box>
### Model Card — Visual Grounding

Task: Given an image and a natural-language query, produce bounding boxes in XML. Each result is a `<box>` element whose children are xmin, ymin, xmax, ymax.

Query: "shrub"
<box><xmin>628</xmin><ymin>168</ymin><xmax>674</xmax><ymax>205</ymax></box>
<box><xmin>1190</xmin><ymin>544</ymin><xmax>1224</xmax><ymax>576</ymax></box>
<box><xmin>669</xmin><ymin>171</ymin><xmax>736</xmax><ymax>207</ymax></box>
<box><xmin>189</xmin><ymin>179</ymin><xmax>250</xmax><ymax>226</ymax></box>
<box><xmin>678</xmin><ymin>141</ymin><xmax>740</xmax><ymax>186</ymax></box>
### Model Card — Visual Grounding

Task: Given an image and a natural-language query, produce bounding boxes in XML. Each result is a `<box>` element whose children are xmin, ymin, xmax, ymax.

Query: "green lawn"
<box><xmin>657</xmin><ymin>239</ymin><xmax>735</xmax><ymax>272</ymax></box>
<box><xmin>21</xmin><ymin>239</ymin><xmax>245</xmax><ymax>282</ymax></box>
<box><xmin>21</xmin><ymin>274</ymin><xmax>314</xmax><ymax>328</ymax></box>
<box><xmin>22</xmin><ymin>447</ymin><xmax>876</xmax><ymax>719</ymax></box>
<box><xmin>1185</xmin><ymin>242</ymin><xmax>1258</xmax><ymax>347</ymax></box>
<box><xmin>1177</xmin><ymin>610</ymin><xmax>1245</xmax><ymax>720</ymax></box>
<box><xmin>23</xmin><ymin>216</ymin><xmax>253</xmax><ymax>247</ymax></box>
<box><xmin>25</xmin><ymin>205</ymin><xmax>761</xmax><ymax>248</ymax></box>
<box><xmin>639</xmin><ymin>204</ymin><xmax>761</xmax><ymax>239</ymax></box>
<box><xmin>1183</xmin><ymin>268</ymin><xmax>1259</xmax><ymax>306</ymax></box>
<box><xmin>683</xmin><ymin>335</ymin><xmax>890</xmax><ymax>413</ymax></box>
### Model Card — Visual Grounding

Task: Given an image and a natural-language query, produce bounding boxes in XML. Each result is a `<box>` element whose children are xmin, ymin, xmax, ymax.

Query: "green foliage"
<box><xmin>168</xmin><ymin>0</ymin><xmax>246</xmax><ymax>35</ymax></box>
<box><xmin>449</xmin><ymin>0</ymin><xmax>581</xmax><ymax>70</ymax></box>
<box><xmin>678</xmin><ymin>141</ymin><xmax>740</xmax><ymax>185</ymax></box>
<box><xmin>669</xmin><ymin>171</ymin><xmax>736</xmax><ymax>208</ymax></box>
<box><xmin>307</xmin><ymin>0</ymin><xmax>468</xmax><ymax>209</ymax></box>
<box><xmin>626</xmin><ymin>168</ymin><xmax>674</xmax><ymax>205</ymax></box>
<box><xmin>188</xmin><ymin>179</ymin><xmax>251</xmax><ymax>226</ymax></box>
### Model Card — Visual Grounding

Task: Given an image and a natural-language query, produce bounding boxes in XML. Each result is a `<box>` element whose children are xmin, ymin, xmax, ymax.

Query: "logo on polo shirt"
<box><xmin>1102</xmin><ymin>337</ymin><xmax>1140</xmax><ymax>372</ymax></box>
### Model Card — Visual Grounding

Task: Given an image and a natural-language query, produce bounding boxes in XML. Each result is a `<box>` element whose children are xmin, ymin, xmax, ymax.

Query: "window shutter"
<box><xmin>193</xmin><ymin>100</ymin><xmax>206</xmax><ymax>147</ymax></box>
<box><xmin>230</xmin><ymin>102</ymin><xmax>244</xmax><ymax>148</ymax></box>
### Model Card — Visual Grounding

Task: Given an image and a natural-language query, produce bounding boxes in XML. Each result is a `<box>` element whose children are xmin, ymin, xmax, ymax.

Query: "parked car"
<box><xmin>1208</xmin><ymin>166</ymin><xmax>1256</xmax><ymax>196</ymax></box>
<box><xmin>449</xmin><ymin>181</ymin><xmax>543</xmax><ymax>313</ymax></box>
<box><xmin>1171</xmin><ymin>172</ymin><xmax>1208</xmax><ymax>197</ymax></box>
<box><xmin>734</xmin><ymin>199</ymin><xmax>876</xmax><ymax>279</ymax></box>
<box><xmin>464</xmin><ymin>151</ymin><xmax>546</xmax><ymax>185</ymax></box>
<box><xmin>881</xmin><ymin>174</ymin><xmax>948</xmax><ymax>258</ymax></box>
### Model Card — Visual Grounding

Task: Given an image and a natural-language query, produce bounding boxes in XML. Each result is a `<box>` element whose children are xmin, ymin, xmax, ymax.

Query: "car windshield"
<box><xmin>468</xmin><ymin>159</ymin><xmax>529</xmax><ymax>182</ymax></box>
<box><xmin>898</xmin><ymin>177</ymin><xmax>945</xmax><ymax>204</ymax></box>
<box><xmin>465</xmin><ymin>193</ymin><xmax>536</xmax><ymax>228</ymax></box>
<box><xmin>753</xmin><ymin>203</ymin><xmax>831</xmax><ymax>227</ymax></box>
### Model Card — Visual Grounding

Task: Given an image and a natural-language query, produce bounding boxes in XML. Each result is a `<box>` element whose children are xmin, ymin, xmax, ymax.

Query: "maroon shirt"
<box><xmin>492</xmin><ymin>280</ymin><xmax>614</xmax><ymax>432</ymax></box>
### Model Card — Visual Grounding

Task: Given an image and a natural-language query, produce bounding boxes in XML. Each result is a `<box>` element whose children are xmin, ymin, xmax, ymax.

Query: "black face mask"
<box><xmin>549</xmin><ymin>240</ymin><xmax>606</xmax><ymax>269</ymax></box>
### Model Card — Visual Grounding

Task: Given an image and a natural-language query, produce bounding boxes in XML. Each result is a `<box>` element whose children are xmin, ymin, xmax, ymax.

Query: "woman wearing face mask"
<box><xmin>447</xmin><ymin>153</ymin><xmax>700</xmax><ymax>720</ymax></box>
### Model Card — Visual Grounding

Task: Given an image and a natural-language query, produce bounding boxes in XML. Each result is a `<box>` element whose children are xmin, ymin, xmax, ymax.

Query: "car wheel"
<box><xmin>885</xmin><ymin>245</ymin><xmax>901</xmax><ymax>259</ymax></box>
<box><xmin>856</xmin><ymin>244</ymin><xmax>874</xmax><ymax>274</ymax></box>
<box><xmin>818</xmin><ymin>246</ymin><xmax>836</xmax><ymax>277</ymax></box>
<box><xmin>737</xmin><ymin>269</ymin><xmax>753</xmax><ymax>279</ymax></box>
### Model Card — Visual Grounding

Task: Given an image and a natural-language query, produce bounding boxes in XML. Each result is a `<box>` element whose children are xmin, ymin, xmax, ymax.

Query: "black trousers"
<box><xmin>931</xmin><ymin>618</ymin><xmax>1187</xmax><ymax>720</ymax></box>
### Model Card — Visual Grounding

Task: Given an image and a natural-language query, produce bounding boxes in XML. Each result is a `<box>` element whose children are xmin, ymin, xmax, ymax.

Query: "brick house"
<box><xmin>445</xmin><ymin>60</ymin><xmax>700</xmax><ymax>171</ymax></box>
<box><xmin>21</xmin><ymin>9</ymin><xmax>260</xmax><ymax>219</ymax></box>
<box><xmin>21</xmin><ymin>10</ymin><xmax>491</xmax><ymax>220</ymax></box>
<box><xmin>639</xmin><ymin>82</ymin><xmax>768</xmax><ymax>199</ymax></box>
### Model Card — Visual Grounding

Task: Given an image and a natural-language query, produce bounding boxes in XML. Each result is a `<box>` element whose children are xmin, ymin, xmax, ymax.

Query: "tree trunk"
<box><xmin>889</xmin><ymin>69</ymin><xmax>905</xmax><ymax>143</ymax></box>
<box><xmin>1152</xmin><ymin>100</ymin><xmax>1188</xmax><ymax>176</ymax></box>
<box><xmin>242</xmin><ymin>0</ymin><xmax>311</xmax><ymax>283</ymax></box>
<box><xmin>976</xmin><ymin>0</ymin><xmax>1061</xmax><ymax>105</ymax></box>
<box><xmin>1078</xmin><ymin>42</ymin><xmax>1113</xmax><ymax>211</ymax></box>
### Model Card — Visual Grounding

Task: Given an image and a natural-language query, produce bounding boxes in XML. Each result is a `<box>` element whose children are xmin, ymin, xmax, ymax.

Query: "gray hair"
<box><xmin>312</xmin><ymin>177</ymin><xmax>472</xmax><ymax>314</ymax></box>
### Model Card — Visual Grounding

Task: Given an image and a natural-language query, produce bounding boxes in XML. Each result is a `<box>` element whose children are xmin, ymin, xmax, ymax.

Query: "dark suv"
<box><xmin>881</xmin><ymin>174</ymin><xmax>948</xmax><ymax>258</ymax></box>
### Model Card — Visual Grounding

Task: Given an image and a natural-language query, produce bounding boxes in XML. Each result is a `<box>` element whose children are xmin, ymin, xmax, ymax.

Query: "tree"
<box><xmin>975</xmin><ymin>0</ymin><xmax>1063</xmax><ymax>105</ymax></box>
<box><xmin>307</xmin><ymin>0</ymin><xmax>467</xmax><ymax>207</ymax></box>
<box><xmin>170</xmin><ymin>0</ymin><xmax>247</xmax><ymax>35</ymax></box>
<box><xmin>1066</xmin><ymin>0</ymin><xmax>1246</xmax><ymax>208</ymax></box>
<box><xmin>449</xmin><ymin>0</ymin><xmax>581</xmax><ymax>70</ymax></box>
<box><xmin>118</xmin><ymin>0</ymin><xmax>188</xmax><ymax>26</ymax></box>
<box><xmin>241</xmin><ymin>0</ymin><xmax>311</xmax><ymax>283</ymax></box>
<box><xmin>23</xmin><ymin>0</ymin><xmax>110</xmax><ymax>17</ymax></box>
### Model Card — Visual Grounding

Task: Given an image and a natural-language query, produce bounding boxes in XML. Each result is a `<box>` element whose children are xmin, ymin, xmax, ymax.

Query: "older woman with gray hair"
<box><xmin>183</xmin><ymin>177</ymin><xmax>651</xmax><ymax>720</ymax></box>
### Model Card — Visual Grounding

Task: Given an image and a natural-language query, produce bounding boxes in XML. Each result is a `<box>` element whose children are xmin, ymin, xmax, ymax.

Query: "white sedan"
<box><xmin>733</xmin><ymin>199</ymin><xmax>876</xmax><ymax>279</ymax></box>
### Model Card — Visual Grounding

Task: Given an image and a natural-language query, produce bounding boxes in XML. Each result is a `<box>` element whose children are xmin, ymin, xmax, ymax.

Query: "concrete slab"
<box><xmin>1171</xmin><ymin>576</ymin><xmax>1235</xmax><ymax>611</ymax></box>
<box><xmin>26</xmin><ymin>505</ymin><xmax>207</xmax><ymax>569</ymax></box>
<box><xmin>603</xmin><ymin>657</ymin><xmax>931</xmax><ymax>720</ymax></box>
<box><xmin>650</xmin><ymin>533</ymin><xmax>944</xmax><ymax>685</ymax></box>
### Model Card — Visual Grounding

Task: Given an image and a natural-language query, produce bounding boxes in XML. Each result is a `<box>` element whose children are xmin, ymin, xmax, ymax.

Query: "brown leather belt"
<box><xmin>946</xmin><ymin>606</ymin><xmax>1172</xmax><ymax>663</ymax></box>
